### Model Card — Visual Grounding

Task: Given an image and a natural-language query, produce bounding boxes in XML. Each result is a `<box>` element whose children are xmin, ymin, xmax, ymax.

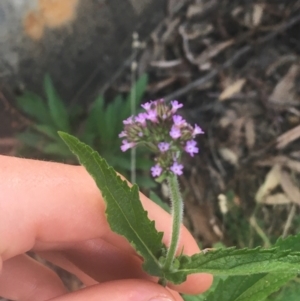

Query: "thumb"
<box><xmin>50</xmin><ymin>279</ymin><xmax>183</xmax><ymax>301</ymax></box>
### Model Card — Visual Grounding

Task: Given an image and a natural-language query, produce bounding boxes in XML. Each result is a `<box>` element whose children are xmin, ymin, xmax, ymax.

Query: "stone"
<box><xmin>0</xmin><ymin>0</ymin><xmax>166</xmax><ymax>101</ymax></box>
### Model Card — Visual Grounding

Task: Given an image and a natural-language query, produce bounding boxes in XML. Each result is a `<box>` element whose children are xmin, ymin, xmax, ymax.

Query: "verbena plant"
<box><xmin>16</xmin><ymin>74</ymin><xmax>155</xmax><ymax>187</ymax></box>
<box><xmin>59</xmin><ymin>99</ymin><xmax>300</xmax><ymax>301</ymax></box>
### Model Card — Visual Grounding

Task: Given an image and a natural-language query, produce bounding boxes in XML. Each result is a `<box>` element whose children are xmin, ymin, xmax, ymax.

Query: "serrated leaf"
<box><xmin>182</xmin><ymin>276</ymin><xmax>225</xmax><ymax>301</ymax></box>
<box><xmin>166</xmin><ymin>246</ymin><xmax>300</xmax><ymax>284</ymax></box>
<box><xmin>59</xmin><ymin>132</ymin><xmax>165</xmax><ymax>276</ymax></box>
<box><xmin>265</xmin><ymin>278</ymin><xmax>300</xmax><ymax>301</ymax></box>
<box><xmin>44</xmin><ymin>75</ymin><xmax>70</xmax><ymax>132</ymax></box>
<box><xmin>205</xmin><ymin>273</ymin><xmax>296</xmax><ymax>301</ymax></box>
<box><xmin>274</xmin><ymin>232</ymin><xmax>300</xmax><ymax>252</ymax></box>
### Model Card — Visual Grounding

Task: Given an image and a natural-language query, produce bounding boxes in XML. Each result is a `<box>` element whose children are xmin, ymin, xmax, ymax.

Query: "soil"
<box><xmin>1</xmin><ymin>0</ymin><xmax>300</xmax><ymax>297</ymax></box>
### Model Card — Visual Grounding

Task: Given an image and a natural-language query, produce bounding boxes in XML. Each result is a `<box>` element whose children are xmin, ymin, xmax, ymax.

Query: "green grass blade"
<box><xmin>44</xmin><ymin>75</ymin><xmax>71</xmax><ymax>132</ymax></box>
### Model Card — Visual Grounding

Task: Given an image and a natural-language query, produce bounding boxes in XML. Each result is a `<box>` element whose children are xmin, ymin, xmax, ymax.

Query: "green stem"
<box><xmin>163</xmin><ymin>174</ymin><xmax>183</xmax><ymax>271</ymax></box>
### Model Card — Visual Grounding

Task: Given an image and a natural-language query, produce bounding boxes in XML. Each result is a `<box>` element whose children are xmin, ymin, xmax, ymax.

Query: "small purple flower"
<box><xmin>170</xmin><ymin>162</ymin><xmax>184</xmax><ymax>175</ymax></box>
<box><xmin>123</xmin><ymin>116</ymin><xmax>134</xmax><ymax>125</ymax></box>
<box><xmin>146</xmin><ymin>109</ymin><xmax>158</xmax><ymax>122</ymax></box>
<box><xmin>170</xmin><ymin>125</ymin><xmax>181</xmax><ymax>139</ymax></box>
<box><xmin>158</xmin><ymin>142</ymin><xmax>170</xmax><ymax>152</ymax></box>
<box><xmin>119</xmin><ymin>131</ymin><xmax>127</xmax><ymax>138</ymax></box>
<box><xmin>151</xmin><ymin>164</ymin><xmax>163</xmax><ymax>177</ymax></box>
<box><xmin>135</xmin><ymin>112</ymin><xmax>148</xmax><ymax>126</ymax></box>
<box><xmin>141</xmin><ymin>101</ymin><xmax>152</xmax><ymax>111</ymax></box>
<box><xmin>171</xmin><ymin>100</ymin><xmax>183</xmax><ymax>113</ymax></box>
<box><xmin>193</xmin><ymin>124</ymin><xmax>204</xmax><ymax>136</ymax></box>
<box><xmin>121</xmin><ymin>140</ymin><xmax>136</xmax><ymax>152</ymax></box>
<box><xmin>185</xmin><ymin>140</ymin><xmax>199</xmax><ymax>157</ymax></box>
<box><xmin>173</xmin><ymin>115</ymin><xmax>186</xmax><ymax>126</ymax></box>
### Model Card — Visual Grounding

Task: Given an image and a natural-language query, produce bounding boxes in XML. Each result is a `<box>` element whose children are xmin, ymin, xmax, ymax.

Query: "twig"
<box><xmin>282</xmin><ymin>204</ymin><xmax>296</xmax><ymax>238</ymax></box>
<box><xmin>130</xmin><ymin>33</ymin><xmax>139</xmax><ymax>184</ymax></box>
<box><xmin>164</xmin><ymin>13</ymin><xmax>300</xmax><ymax>101</ymax></box>
<box><xmin>249</xmin><ymin>215</ymin><xmax>271</xmax><ymax>248</ymax></box>
<box><xmin>207</xmin><ymin>127</ymin><xmax>226</xmax><ymax>177</ymax></box>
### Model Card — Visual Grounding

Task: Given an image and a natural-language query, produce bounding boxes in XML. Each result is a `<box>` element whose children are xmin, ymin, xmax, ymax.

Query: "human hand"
<box><xmin>0</xmin><ymin>155</ymin><xmax>212</xmax><ymax>301</ymax></box>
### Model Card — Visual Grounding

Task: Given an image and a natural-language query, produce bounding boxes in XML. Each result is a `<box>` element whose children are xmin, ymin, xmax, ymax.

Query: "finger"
<box><xmin>0</xmin><ymin>155</ymin><xmax>198</xmax><ymax>257</ymax></box>
<box><xmin>168</xmin><ymin>273</ymin><xmax>213</xmax><ymax>295</ymax></box>
<box><xmin>37</xmin><ymin>250</ymin><xmax>98</xmax><ymax>287</ymax></box>
<box><xmin>38</xmin><ymin>238</ymin><xmax>150</xmax><ymax>283</ymax></box>
<box><xmin>0</xmin><ymin>156</ymin><xmax>212</xmax><ymax>294</ymax></box>
<box><xmin>0</xmin><ymin>254</ymin><xmax>67</xmax><ymax>301</ymax></box>
<box><xmin>50</xmin><ymin>279</ymin><xmax>183</xmax><ymax>301</ymax></box>
<box><xmin>39</xmin><ymin>238</ymin><xmax>212</xmax><ymax>295</ymax></box>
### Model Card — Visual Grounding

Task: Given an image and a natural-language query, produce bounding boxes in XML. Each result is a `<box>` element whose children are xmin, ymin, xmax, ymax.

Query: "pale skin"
<box><xmin>0</xmin><ymin>155</ymin><xmax>213</xmax><ymax>301</ymax></box>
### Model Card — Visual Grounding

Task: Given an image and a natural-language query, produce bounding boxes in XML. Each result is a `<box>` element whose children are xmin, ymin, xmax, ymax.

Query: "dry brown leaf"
<box><xmin>255</xmin><ymin>156</ymin><xmax>300</xmax><ymax>174</ymax></box>
<box><xmin>150</xmin><ymin>59</ymin><xmax>182</xmax><ymax>68</ymax></box>
<box><xmin>196</xmin><ymin>39</ymin><xmax>234</xmax><ymax>68</ymax></box>
<box><xmin>230</xmin><ymin>117</ymin><xmax>245</xmax><ymax>147</ymax></box>
<box><xmin>255</xmin><ymin>164</ymin><xmax>281</xmax><ymax>203</ymax></box>
<box><xmin>277</xmin><ymin>124</ymin><xmax>300</xmax><ymax>149</ymax></box>
<box><xmin>281</xmin><ymin>157</ymin><xmax>300</xmax><ymax>174</ymax></box>
<box><xmin>290</xmin><ymin>151</ymin><xmax>300</xmax><ymax>160</ymax></box>
<box><xmin>264</xmin><ymin>193</ymin><xmax>291</xmax><ymax>205</ymax></box>
<box><xmin>252</xmin><ymin>3</ymin><xmax>264</xmax><ymax>26</ymax></box>
<box><xmin>244</xmin><ymin>118</ymin><xmax>256</xmax><ymax>149</ymax></box>
<box><xmin>149</xmin><ymin>76</ymin><xmax>177</xmax><ymax>93</ymax></box>
<box><xmin>184</xmin><ymin>23</ymin><xmax>214</xmax><ymax>39</ymax></box>
<box><xmin>219</xmin><ymin>79</ymin><xmax>246</xmax><ymax>101</ymax></box>
<box><xmin>219</xmin><ymin>110</ymin><xmax>237</xmax><ymax>128</ymax></box>
<box><xmin>186</xmin><ymin>4</ymin><xmax>205</xmax><ymax>18</ymax></box>
<box><xmin>218</xmin><ymin>147</ymin><xmax>239</xmax><ymax>166</ymax></box>
<box><xmin>269</xmin><ymin>64</ymin><xmax>300</xmax><ymax>105</ymax></box>
<box><xmin>280</xmin><ymin>170</ymin><xmax>300</xmax><ymax>205</ymax></box>
<box><xmin>186</xmin><ymin>0</ymin><xmax>217</xmax><ymax>18</ymax></box>
<box><xmin>266</xmin><ymin>54</ymin><xmax>297</xmax><ymax>76</ymax></box>
<box><xmin>218</xmin><ymin>194</ymin><xmax>228</xmax><ymax>214</ymax></box>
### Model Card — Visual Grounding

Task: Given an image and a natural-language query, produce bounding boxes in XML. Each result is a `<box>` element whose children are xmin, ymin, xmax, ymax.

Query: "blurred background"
<box><xmin>1</xmin><ymin>0</ymin><xmax>300</xmax><ymax>300</ymax></box>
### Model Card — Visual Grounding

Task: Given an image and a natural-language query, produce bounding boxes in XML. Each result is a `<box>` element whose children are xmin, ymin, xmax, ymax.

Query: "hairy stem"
<box><xmin>163</xmin><ymin>174</ymin><xmax>183</xmax><ymax>271</ymax></box>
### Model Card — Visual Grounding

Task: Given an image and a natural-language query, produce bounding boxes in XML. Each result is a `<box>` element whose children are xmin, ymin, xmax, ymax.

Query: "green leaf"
<box><xmin>43</xmin><ymin>142</ymin><xmax>72</xmax><ymax>157</ymax></box>
<box><xmin>136</xmin><ymin>175</ymin><xmax>157</xmax><ymax>189</ymax></box>
<box><xmin>274</xmin><ymin>233</ymin><xmax>300</xmax><ymax>252</ymax></box>
<box><xmin>44</xmin><ymin>75</ymin><xmax>71</xmax><ymax>132</ymax></box>
<box><xmin>16</xmin><ymin>91</ymin><xmax>52</xmax><ymax>125</ymax></box>
<box><xmin>265</xmin><ymin>278</ymin><xmax>300</xmax><ymax>301</ymax></box>
<box><xmin>122</xmin><ymin>73</ymin><xmax>148</xmax><ymax>121</ymax></box>
<box><xmin>33</xmin><ymin>124</ymin><xmax>59</xmax><ymax>141</ymax></box>
<box><xmin>182</xmin><ymin>276</ymin><xmax>225</xmax><ymax>301</ymax></box>
<box><xmin>84</xmin><ymin>95</ymin><xmax>105</xmax><ymax>140</ymax></box>
<box><xmin>16</xmin><ymin>131</ymin><xmax>42</xmax><ymax>148</ymax></box>
<box><xmin>166</xmin><ymin>246</ymin><xmax>300</xmax><ymax>284</ymax></box>
<box><xmin>104</xmin><ymin>95</ymin><xmax>123</xmax><ymax>142</ymax></box>
<box><xmin>59</xmin><ymin>132</ymin><xmax>166</xmax><ymax>276</ymax></box>
<box><xmin>204</xmin><ymin>273</ymin><xmax>296</xmax><ymax>301</ymax></box>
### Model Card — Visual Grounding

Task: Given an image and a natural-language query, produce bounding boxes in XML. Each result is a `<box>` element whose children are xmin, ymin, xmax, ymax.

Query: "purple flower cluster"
<box><xmin>119</xmin><ymin>99</ymin><xmax>204</xmax><ymax>178</ymax></box>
